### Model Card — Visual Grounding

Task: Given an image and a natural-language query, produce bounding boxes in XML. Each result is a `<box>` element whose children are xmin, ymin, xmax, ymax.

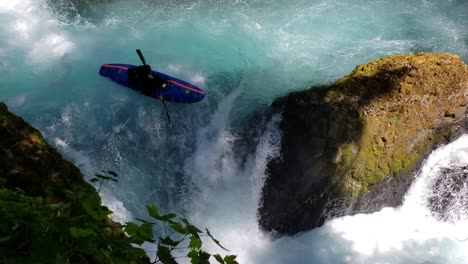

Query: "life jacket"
<box><xmin>127</xmin><ymin>65</ymin><xmax>166</xmax><ymax>96</ymax></box>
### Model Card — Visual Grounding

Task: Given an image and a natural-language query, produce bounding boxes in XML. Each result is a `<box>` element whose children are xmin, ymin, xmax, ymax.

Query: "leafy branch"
<box><xmin>93</xmin><ymin>171</ymin><xmax>239</xmax><ymax>264</ymax></box>
<box><xmin>125</xmin><ymin>204</ymin><xmax>238</xmax><ymax>264</ymax></box>
<box><xmin>0</xmin><ymin>171</ymin><xmax>238</xmax><ymax>264</ymax></box>
<box><xmin>90</xmin><ymin>170</ymin><xmax>119</xmax><ymax>193</ymax></box>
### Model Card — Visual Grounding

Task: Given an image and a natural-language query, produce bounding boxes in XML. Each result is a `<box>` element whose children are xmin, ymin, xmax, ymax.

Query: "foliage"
<box><xmin>0</xmin><ymin>174</ymin><xmax>147</xmax><ymax>264</ymax></box>
<box><xmin>0</xmin><ymin>171</ymin><xmax>238</xmax><ymax>264</ymax></box>
<box><xmin>92</xmin><ymin>171</ymin><xmax>239</xmax><ymax>264</ymax></box>
<box><xmin>90</xmin><ymin>170</ymin><xmax>119</xmax><ymax>193</ymax></box>
<box><xmin>126</xmin><ymin>204</ymin><xmax>239</xmax><ymax>264</ymax></box>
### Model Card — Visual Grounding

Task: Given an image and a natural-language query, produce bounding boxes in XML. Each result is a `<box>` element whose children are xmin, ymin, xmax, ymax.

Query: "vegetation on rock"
<box><xmin>260</xmin><ymin>53</ymin><xmax>468</xmax><ymax>234</ymax></box>
<box><xmin>0</xmin><ymin>102</ymin><xmax>237</xmax><ymax>264</ymax></box>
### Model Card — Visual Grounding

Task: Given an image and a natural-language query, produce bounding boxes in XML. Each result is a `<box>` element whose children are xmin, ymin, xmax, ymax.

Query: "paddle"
<box><xmin>161</xmin><ymin>99</ymin><xmax>171</xmax><ymax>123</ymax></box>
<box><xmin>136</xmin><ymin>49</ymin><xmax>171</xmax><ymax>123</ymax></box>
<box><xmin>136</xmin><ymin>49</ymin><xmax>147</xmax><ymax>66</ymax></box>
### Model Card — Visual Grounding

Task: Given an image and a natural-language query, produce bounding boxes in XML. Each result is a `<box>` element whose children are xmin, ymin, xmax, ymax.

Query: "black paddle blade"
<box><xmin>161</xmin><ymin>100</ymin><xmax>171</xmax><ymax>123</ymax></box>
<box><xmin>136</xmin><ymin>49</ymin><xmax>146</xmax><ymax>65</ymax></box>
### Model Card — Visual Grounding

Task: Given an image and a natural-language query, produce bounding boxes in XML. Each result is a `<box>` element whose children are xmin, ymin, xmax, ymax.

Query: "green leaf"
<box><xmin>125</xmin><ymin>222</ymin><xmax>139</xmax><ymax>236</ymax></box>
<box><xmin>107</xmin><ymin>170</ymin><xmax>119</xmax><ymax>177</ymax></box>
<box><xmin>160</xmin><ymin>213</ymin><xmax>177</xmax><ymax>221</ymax></box>
<box><xmin>181</xmin><ymin>218</ymin><xmax>202</xmax><ymax>239</ymax></box>
<box><xmin>224</xmin><ymin>255</ymin><xmax>239</xmax><ymax>264</ymax></box>
<box><xmin>90</xmin><ymin>178</ymin><xmax>99</xmax><ymax>183</ymax></box>
<box><xmin>82</xmin><ymin>194</ymin><xmax>109</xmax><ymax>221</ymax></box>
<box><xmin>69</xmin><ymin>227</ymin><xmax>97</xmax><ymax>238</ymax></box>
<box><xmin>170</xmin><ymin>223</ymin><xmax>189</xmax><ymax>235</ymax></box>
<box><xmin>188</xmin><ymin>224</ymin><xmax>202</xmax><ymax>233</ymax></box>
<box><xmin>199</xmin><ymin>251</ymin><xmax>210</xmax><ymax>264</ymax></box>
<box><xmin>160</xmin><ymin>236</ymin><xmax>180</xmax><ymax>247</ymax></box>
<box><xmin>157</xmin><ymin>245</ymin><xmax>177</xmax><ymax>264</ymax></box>
<box><xmin>188</xmin><ymin>225</ymin><xmax>202</xmax><ymax>239</ymax></box>
<box><xmin>138</xmin><ymin>223</ymin><xmax>155</xmax><ymax>243</ymax></box>
<box><xmin>206</xmin><ymin>229</ymin><xmax>229</xmax><ymax>251</ymax></box>
<box><xmin>186</xmin><ymin>249</ymin><xmax>210</xmax><ymax>264</ymax></box>
<box><xmin>188</xmin><ymin>236</ymin><xmax>202</xmax><ymax>250</ymax></box>
<box><xmin>94</xmin><ymin>174</ymin><xmax>117</xmax><ymax>182</ymax></box>
<box><xmin>125</xmin><ymin>223</ymin><xmax>150</xmax><ymax>245</ymax></box>
<box><xmin>147</xmin><ymin>204</ymin><xmax>161</xmax><ymax>220</ymax></box>
<box><xmin>213</xmin><ymin>254</ymin><xmax>225</xmax><ymax>264</ymax></box>
<box><xmin>180</xmin><ymin>218</ymin><xmax>191</xmax><ymax>226</ymax></box>
<box><xmin>0</xmin><ymin>235</ymin><xmax>11</xmax><ymax>242</ymax></box>
<box><xmin>128</xmin><ymin>235</ymin><xmax>146</xmax><ymax>246</ymax></box>
<box><xmin>187</xmin><ymin>250</ymin><xmax>200</xmax><ymax>264</ymax></box>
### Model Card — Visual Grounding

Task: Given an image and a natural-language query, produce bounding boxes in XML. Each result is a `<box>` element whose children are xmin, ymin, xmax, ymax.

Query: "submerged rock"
<box><xmin>259</xmin><ymin>53</ymin><xmax>468</xmax><ymax>235</ymax></box>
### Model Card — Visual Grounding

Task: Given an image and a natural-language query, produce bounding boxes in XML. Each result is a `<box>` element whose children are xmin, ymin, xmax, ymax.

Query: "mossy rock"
<box><xmin>0</xmin><ymin>102</ymin><xmax>149</xmax><ymax>263</ymax></box>
<box><xmin>260</xmin><ymin>53</ymin><xmax>468</xmax><ymax>235</ymax></box>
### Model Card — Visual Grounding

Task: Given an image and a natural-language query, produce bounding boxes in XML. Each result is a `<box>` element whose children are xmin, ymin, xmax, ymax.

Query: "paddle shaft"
<box><xmin>161</xmin><ymin>99</ymin><xmax>171</xmax><ymax>123</ymax></box>
<box><xmin>136</xmin><ymin>49</ymin><xmax>171</xmax><ymax>123</ymax></box>
<box><xmin>136</xmin><ymin>49</ymin><xmax>147</xmax><ymax>65</ymax></box>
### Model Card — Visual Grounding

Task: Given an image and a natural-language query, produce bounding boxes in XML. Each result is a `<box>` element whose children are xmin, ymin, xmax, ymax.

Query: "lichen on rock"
<box><xmin>260</xmin><ymin>53</ymin><xmax>468</xmax><ymax>235</ymax></box>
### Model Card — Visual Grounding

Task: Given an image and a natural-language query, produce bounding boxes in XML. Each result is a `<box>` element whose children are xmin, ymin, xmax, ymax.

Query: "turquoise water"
<box><xmin>1</xmin><ymin>0</ymin><xmax>468</xmax><ymax>263</ymax></box>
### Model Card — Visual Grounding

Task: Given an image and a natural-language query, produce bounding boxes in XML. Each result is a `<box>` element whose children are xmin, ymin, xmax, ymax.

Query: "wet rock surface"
<box><xmin>259</xmin><ymin>53</ymin><xmax>468</xmax><ymax>235</ymax></box>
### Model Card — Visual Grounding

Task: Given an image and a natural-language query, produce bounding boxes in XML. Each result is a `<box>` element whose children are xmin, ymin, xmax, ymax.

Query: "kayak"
<box><xmin>99</xmin><ymin>63</ymin><xmax>205</xmax><ymax>103</ymax></box>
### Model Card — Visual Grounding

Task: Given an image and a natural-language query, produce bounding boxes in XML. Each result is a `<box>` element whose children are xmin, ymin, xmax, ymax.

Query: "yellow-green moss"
<box><xmin>325</xmin><ymin>53</ymin><xmax>468</xmax><ymax>198</ymax></box>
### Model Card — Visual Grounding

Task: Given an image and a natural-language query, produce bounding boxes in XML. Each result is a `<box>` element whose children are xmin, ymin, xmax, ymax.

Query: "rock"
<box><xmin>0</xmin><ymin>103</ymin><xmax>87</xmax><ymax>199</ymax></box>
<box><xmin>444</xmin><ymin>108</ymin><xmax>457</xmax><ymax>118</ymax></box>
<box><xmin>0</xmin><ymin>102</ymin><xmax>149</xmax><ymax>263</ymax></box>
<box><xmin>259</xmin><ymin>53</ymin><xmax>468</xmax><ymax>235</ymax></box>
<box><xmin>0</xmin><ymin>102</ymin><xmax>7</xmax><ymax>113</ymax></box>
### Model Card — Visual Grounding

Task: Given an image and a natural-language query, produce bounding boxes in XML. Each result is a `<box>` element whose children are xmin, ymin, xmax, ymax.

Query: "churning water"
<box><xmin>1</xmin><ymin>0</ymin><xmax>468</xmax><ymax>263</ymax></box>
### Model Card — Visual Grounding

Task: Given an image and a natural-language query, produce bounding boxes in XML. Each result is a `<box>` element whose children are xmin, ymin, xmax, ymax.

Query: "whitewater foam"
<box><xmin>2</xmin><ymin>0</ymin><xmax>468</xmax><ymax>263</ymax></box>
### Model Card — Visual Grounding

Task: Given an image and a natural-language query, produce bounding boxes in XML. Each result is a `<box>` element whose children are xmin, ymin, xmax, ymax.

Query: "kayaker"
<box><xmin>127</xmin><ymin>64</ymin><xmax>167</xmax><ymax>99</ymax></box>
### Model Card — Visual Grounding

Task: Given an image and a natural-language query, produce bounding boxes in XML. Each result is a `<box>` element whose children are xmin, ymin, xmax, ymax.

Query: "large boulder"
<box><xmin>259</xmin><ymin>53</ymin><xmax>468</xmax><ymax>235</ymax></box>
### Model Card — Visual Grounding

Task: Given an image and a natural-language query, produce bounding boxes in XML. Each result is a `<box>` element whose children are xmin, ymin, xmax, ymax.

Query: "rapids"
<box><xmin>1</xmin><ymin>0</ymin><xmax>467</xmax><ymax>263</ymax></box>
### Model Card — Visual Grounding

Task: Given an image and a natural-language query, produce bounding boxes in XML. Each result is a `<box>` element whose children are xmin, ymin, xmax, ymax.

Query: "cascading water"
<box><xmin>1</xmin><ymin>0</ymin><xmax>468</xmax><ymax>263</ymax></box>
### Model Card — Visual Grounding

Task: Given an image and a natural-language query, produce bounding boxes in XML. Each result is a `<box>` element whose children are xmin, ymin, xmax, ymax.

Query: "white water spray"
<box><xmin>2</xmin><ymin>0</ymin><xmax>468</xmax><ymax>263</ymax></box>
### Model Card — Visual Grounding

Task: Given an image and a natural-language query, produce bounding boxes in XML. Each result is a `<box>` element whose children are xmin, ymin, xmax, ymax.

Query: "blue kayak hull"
<box><xmin>99</xmin><ymin>63</ymin><xmax>205</xmax><ymax>103</ymax></box>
